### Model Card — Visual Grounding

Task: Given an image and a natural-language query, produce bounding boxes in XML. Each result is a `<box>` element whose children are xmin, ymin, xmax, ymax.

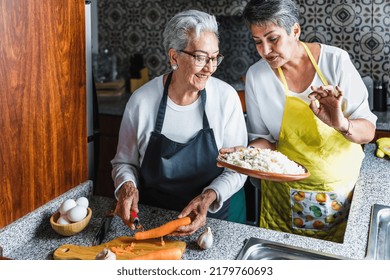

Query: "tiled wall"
<box><xmin>97</xmin><ymin>0</ymin><xmax>389</xmax><ymax>85</ymax></box>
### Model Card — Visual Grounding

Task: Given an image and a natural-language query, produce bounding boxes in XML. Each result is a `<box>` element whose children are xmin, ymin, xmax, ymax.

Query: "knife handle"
<box><xmin>130</xmin><ymin>211</ymin><xmax>139</xmax><ymax>225</ymax></box>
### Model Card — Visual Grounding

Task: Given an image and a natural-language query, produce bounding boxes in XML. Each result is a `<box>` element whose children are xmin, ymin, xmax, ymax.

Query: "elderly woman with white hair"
<box><xmin>111</xmin><ymin>10</ymin><xmax>248</xmax><ymax>235</ymax></box>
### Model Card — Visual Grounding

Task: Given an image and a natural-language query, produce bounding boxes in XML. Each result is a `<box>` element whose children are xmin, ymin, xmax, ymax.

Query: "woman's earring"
<box><xmin>172</xmin><ymin>64</ymin><xmax>178</xmax><ymax>70</ymax></box>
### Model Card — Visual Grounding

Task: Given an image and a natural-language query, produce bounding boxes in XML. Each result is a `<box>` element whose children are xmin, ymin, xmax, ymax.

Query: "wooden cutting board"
<box><xmin>53</xmin><ymin>236</ymin><xmax>186</xmax><ymax>260</ymax></box>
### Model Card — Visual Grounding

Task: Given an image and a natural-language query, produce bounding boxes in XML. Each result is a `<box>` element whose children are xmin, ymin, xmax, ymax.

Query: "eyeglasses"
<box><xmin>179</xmin><ymin>50</ymin><xmax>224</xmax><ymax>67</ymax></box>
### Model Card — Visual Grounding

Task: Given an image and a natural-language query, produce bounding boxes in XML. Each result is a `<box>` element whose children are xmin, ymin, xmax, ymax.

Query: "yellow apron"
<box><xmin>259</xmin><ymin>42</ymin><xmax>364</xmax><ymax>243</ymax></box>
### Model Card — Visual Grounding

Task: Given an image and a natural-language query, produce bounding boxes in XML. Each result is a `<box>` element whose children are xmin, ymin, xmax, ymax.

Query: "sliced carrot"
<box><xmin>110</xmin><ymin>246</ymin><xmax>128</xmax><ymax>255</ymax></box>
<box><xmin>125</xmin><ymin>243</ymin><xmax>135</xmax><ymax>251</ymax></box>
<box><xmin>134</xmin><ymin>217</ymin><xmax>191</xmax><ymax>240</ymax></box>
<box><xmin>110</xmin><ymin>245</ymin><xmax>134</xmax><ymax>254</ymax></box>
<box><xmin>128</xmin><ymin>247</ymin><xmax>183</xmax><ymax>260</ymax></box>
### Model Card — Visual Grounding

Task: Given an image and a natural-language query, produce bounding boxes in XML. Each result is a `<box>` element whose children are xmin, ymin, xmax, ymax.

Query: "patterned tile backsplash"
<box><xmin>97</xmin><ymin>0</ymin><xmax>389</xmax><ymax>88</ymax></box>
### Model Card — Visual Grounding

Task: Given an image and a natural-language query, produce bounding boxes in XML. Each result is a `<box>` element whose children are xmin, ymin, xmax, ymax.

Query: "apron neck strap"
<box><xmin>301</xmin><ymin>42</ymin><xmax>328</xmax><ymax>86</ymax></box>
<box><xmin>199</xmin><ymin>89</ymin><xmax>210</xmax><ymax>129</ymax></box>
<box><xmin>154</xmin><ymin>72</ymin><xmax>210</xmax><ymax>133</ymax></box>
<box><xmin>154</xmin><ymin>72</ymin><xmax>172</xmax><ymax>133</ymax></box>
<box><xmin>278</xmin><ymin>41</ymin><xmax>329</xmax><ymax>95</ymax></box>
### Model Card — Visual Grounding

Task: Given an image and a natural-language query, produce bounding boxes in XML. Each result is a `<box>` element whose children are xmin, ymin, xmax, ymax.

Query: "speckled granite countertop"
<box><xmin>0</xmin><ymin>144</ymin><xmax>389</xmax><ymax>260</ymax></box>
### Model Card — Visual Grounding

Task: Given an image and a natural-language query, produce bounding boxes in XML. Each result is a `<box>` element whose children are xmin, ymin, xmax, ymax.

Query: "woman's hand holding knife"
<box><xmin>115</xmin><ymin>181</ymin><xmax>140</xmax><ymax>230</ymax></box>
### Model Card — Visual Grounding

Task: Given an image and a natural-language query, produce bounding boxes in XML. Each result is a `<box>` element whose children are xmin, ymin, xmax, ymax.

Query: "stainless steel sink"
<box><xmin>236</xmin><ymin>237</ymin><xmax>345</xmax><ymax>260</ymax></box>
<box><xmin>366</xmin><ymin>204</ymin><xmax>390</xmax><ymax>260</ymax></box>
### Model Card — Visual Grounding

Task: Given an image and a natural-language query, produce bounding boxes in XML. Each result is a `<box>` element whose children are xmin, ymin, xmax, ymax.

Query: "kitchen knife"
<box><xmin>92</xmin><ymin>204</ymin><xmax>116</xmax><ymax>246</ymax></box>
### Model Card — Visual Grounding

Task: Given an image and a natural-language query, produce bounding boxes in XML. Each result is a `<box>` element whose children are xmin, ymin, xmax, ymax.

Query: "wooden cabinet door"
<box><xmin>0</xmin><ymin>0</ymin><xmax>87</xmax><ymax>228</ymax></box>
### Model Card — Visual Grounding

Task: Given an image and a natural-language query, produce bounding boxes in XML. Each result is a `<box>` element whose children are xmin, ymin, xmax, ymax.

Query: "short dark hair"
<box><xmin>242</xmin><ymin>0</ymin><xmax>300</xmax><ymax>35</ymax></box>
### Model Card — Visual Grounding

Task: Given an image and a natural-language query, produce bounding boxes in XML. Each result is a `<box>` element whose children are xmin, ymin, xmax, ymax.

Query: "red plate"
<box><xmin>217</xmin><ymin>156</ymin><xmax>310</xmax><ymax>182</ymax></box>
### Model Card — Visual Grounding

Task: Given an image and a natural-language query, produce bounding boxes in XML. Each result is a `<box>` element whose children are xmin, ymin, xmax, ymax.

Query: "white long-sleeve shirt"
<box><xmin>111</xmin><ymin>75</ymin><xmax>248</xmax><ymax>212</ymax></box>
<box><xmin>245</xmin><ymin>44</ymin><xmax>377</xmax><ymax>143</ymax></box>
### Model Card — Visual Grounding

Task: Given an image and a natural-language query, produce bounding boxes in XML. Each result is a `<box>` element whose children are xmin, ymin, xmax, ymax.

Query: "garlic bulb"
<box><xmin>197</xmin><ymin>226</ymin><xmax>213</xmax><ymax>249</ymax></box>
<box><xmin>95</xmin><ymin>248</ymin><xmax>116</xmax><ymax>260</ymax></box>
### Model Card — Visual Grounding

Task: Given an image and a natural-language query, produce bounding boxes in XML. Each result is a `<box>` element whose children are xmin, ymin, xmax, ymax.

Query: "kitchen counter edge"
<box><xmin>0</xmin><ymin>143</ymin><xmax>389</xmax><ymax>260</ymax></box>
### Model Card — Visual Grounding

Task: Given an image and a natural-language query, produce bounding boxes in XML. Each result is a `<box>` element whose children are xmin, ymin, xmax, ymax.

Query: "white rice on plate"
<box><xmin>220</xmin><ymin>147</ymin><xmax>306</xmax><ymax>175</ymax></box>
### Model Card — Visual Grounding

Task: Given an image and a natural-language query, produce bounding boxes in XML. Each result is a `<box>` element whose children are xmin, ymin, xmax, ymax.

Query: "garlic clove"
<box><xmin>95</xmin><ymin>248</ymin><xmax>116</xmax><ymax>260</ymax></box>
<box><xmin>197</xmin><ymin>226</ymin><xmax>213</xmax><ymax>249</ymax></box>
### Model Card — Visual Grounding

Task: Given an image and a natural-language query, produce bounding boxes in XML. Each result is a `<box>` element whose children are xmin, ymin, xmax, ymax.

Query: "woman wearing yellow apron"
<box><xmin>241</xmin><ymin>0</ymin><xmax>377</xmax><ymax>243</ymax></box>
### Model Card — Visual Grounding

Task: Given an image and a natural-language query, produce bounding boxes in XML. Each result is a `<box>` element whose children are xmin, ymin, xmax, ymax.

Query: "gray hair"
<box><xmin>242</xmin><ymin>0</ymin><xmax>300</xmax><ymax>35</ymax></box>
<box><xmin>162</xmin><ymin>10</ymin><xmax>219</xmax><ymax>53</ymax></box>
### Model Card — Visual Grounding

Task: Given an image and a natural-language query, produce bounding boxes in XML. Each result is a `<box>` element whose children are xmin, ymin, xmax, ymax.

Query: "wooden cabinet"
<box><xmin>94</xmin><ymin>114</ymin><xmax>122</xmax><ymax>198</ymax></box>
<box><xmin>0</xmin><ymin>0</ymin><xmax>87</xmax><ymax>228</ymax></box>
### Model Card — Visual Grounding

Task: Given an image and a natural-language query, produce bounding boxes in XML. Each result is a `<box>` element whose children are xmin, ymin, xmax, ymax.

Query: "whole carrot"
<box><xmin>128</xmin><ymin>247</ymin><xmax>183</xmax><ymax>260</ymax></box>
<box><xmin>134</xmin><ymin>217</ymin><xmax>191</xmax><ymax>240</ymax></box>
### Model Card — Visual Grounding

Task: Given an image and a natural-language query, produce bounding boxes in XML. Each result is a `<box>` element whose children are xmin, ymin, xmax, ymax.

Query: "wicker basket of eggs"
<box><xmin>50</xmin><ymin>197</ymin><xmax>92</xmax><ymax>236</ymax></box>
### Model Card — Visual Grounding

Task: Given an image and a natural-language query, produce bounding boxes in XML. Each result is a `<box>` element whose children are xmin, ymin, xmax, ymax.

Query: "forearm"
<box><xmin>200</xmin><ymin>189</ymin><xmax>217</xmax><ymax>208</ymax></box>
<box><xmin>204</xmin><ymin>171</ymin><xmax>247</xmax><ymax>212</ymax></box>
<box><xmin>111</xmin><ymin>163</ymin><xmax>139</xmax><ymax>197</ymax></box>
<box><xmin>115</xmin><ymin>181</ymin><xmax>138</xmax><ymax>203</ymax></box>
<box><xmin>335</xmin><ymin>118</ymin><xmax>376</xmax><ymax>144</ymax></box>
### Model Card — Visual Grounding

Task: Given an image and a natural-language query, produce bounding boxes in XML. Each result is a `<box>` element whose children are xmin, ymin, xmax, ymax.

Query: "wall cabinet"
<box><xmin>0</xmin><ymin>0</ymin><xmax>87</xmax><ymax>228</ymax></box>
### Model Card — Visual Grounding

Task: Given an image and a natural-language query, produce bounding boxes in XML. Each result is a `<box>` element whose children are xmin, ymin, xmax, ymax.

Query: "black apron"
<box><xmin>139</xmin><ymin>72</ymin><xmax>230</xmax><ymax>219</ymax></box>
